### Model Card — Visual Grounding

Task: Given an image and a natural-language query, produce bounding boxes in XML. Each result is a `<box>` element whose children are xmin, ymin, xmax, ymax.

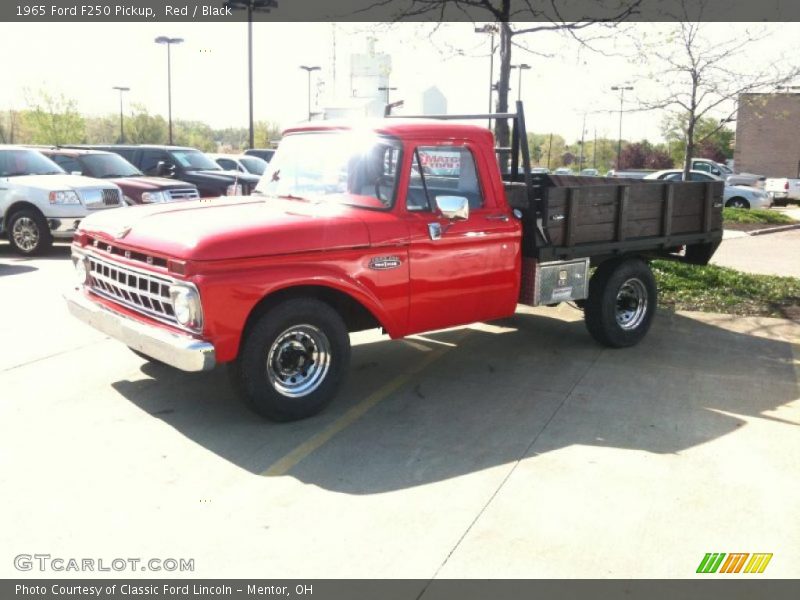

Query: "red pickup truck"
<box><xmin>65</xmin><ymin>104</ymin><xmax>723</xmax><ymax>421</ymax></box>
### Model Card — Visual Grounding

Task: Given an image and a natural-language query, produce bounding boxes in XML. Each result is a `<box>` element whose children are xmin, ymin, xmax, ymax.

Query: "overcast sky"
<box><xmin>1</xmin><ymin>21</ymin><xmax>798</xmax><ymax>143</ymax></box>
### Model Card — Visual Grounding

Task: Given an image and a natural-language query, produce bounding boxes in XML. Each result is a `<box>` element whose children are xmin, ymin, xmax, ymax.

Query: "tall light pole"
<box><xmin>224</xmin><ymin>1</ymin><xmax>277</xmax><ymax>149</ymax></box>
<box><xmin>578</xmin><ymin>112</ymin><xmax>587</xmax><ymax>170</ymax></box>
<box><xmin>112</xmin><ymin>86</ymin><xmax>130</xmax><ymax>143</ymax></box>
<box><xmin>299</xmin><ymin>65</ymin><xmax>321</xmax><ymax>121</ymax></box>
<box><xmin>155</xmin><ymin>36</ymin><xmax>184</xmax><ymax>145</ymax></box>
<box><xmin>510</xmin><ymin>64</ymin><xmax>531</xmax><ymax>102</ymax></box>
<box><xmin>611</xmin><ymin>84</ymin><xmax>634</xmax><ymax>169</ymax></box>
<box><xmin>378</xmin><ymin>85</ymin><xmax>397</xmax><ymax>104</ymax></box>
<box><xmin>475</xmin><ymin>24</ymin><xmax>499</xmax><ymax>129</ymax></box>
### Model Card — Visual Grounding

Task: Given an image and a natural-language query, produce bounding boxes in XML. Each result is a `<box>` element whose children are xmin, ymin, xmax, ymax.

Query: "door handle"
<box><xmin>485</xmin><ymin>214</ymin><xmax>509</xmax><ymax>222</ymax></box>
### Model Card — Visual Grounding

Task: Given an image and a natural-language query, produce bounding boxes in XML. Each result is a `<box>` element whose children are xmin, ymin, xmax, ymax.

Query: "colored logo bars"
<box><xmin>697</xmin><ymin>553</ymin><xmax>773</xmax><ymax>574</ymax></box>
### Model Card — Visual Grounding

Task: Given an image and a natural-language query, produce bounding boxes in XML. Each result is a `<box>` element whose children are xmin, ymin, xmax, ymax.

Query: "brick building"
<box><xmin>735</xmin><ymin>93</ymin><xmax>800</xmax><ymax>178</ymax></box>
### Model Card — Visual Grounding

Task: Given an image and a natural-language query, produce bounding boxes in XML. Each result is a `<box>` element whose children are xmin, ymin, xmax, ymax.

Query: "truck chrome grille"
<box><xmin>102</xmin><ymin>189</ymin><xmax>121</xmax><ymax>205</ymax></box>
<box><xmin>87</xmin><ymin>254</ymin><xmax>178</xmax><ymax>327</ymax></box>
<box><xmin>167</xmin><ymin>188</ymin><xmax>200</xmax><ymax>201</ymax></box>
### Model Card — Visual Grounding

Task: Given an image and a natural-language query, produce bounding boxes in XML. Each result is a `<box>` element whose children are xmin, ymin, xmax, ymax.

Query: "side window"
<box><xmin>217</xmin><ymin>158</ymin><xmax>237</xmax><ymax>171</ymax></box>
<box><xmin>52</xmin><ymin>156</ymin><xmax>81</xmax><ymax>173</ymax></box>
<box><xmin>140</xmin><ymin>150</ymin><xmax>168</xmax><ymax>174</ymax></box>
<box><xmin>689</xmin><ymin>173</ymin><xmax>713</xmax><ymax>182</ymax></box>
<box><xmin>409</xmin><ymin>146</ymin><xmax>484</xmax><ymax>211</ymax></box>
<box><xmin>694</xmin><ymin>162</ymin><xmax>711</xmax><ymax>173</ymax></box>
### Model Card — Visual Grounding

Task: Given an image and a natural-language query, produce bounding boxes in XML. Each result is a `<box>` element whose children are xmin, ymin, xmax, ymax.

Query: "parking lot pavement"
<box><xmin>1</xmin><ymin>242</ymin><xmax>799</xmax><ymax>580</ymax></box>
<box><xmin>713</xmin><ymin>228</ymin><xmax>800</xmax><ymax>278</ymax></box>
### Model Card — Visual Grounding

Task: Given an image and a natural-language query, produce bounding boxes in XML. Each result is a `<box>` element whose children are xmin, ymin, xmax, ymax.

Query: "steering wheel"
<box><xmin>374</xmin><ymin>175</ymin><xmax>394</xmax><ymax>205</ymax></box>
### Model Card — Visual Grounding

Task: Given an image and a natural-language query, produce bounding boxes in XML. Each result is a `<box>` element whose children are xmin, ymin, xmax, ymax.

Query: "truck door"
<box><xmin>403</xmin><ymin>143</ymin><xmax>520</xmax><ymax>334</ymax></box>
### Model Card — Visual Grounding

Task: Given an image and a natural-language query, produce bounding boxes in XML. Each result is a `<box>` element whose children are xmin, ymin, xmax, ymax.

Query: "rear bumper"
<box><xmin>64</xmin><ymin>288</ymin><xmax>216</xmax><ymax>372</ymax></box>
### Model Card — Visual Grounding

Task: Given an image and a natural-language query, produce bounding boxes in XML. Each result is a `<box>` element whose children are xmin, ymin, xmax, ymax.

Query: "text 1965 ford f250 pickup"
<box><xmin>65</xmin><ymin>103</ymin><xmax>723</xmax><ymax>421</ymax></box>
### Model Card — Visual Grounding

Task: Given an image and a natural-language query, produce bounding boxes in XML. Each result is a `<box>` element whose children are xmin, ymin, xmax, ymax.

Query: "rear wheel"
<box><xmin>229</xmin><ymin>298</ymin><xmax>350</xmax><ymax>421</ymax></box>
<box><xmin>726</xmin><ymin>197</ymin><xmax>750</xmax><ymax>209</ymax></box>
<box><xmin>7</xmin><ymin>209</ymin><xmax>52</xmax><ymax>256</ymax></box>
<box><xmin>584</xmin><ymin>258</ymin><xmax>657</xmax><ymax>348</ymax></box>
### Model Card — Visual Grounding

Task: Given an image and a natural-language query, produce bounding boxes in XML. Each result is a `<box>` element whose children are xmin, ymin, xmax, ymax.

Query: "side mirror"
<box><xmin>435</xmin><ymin>195</ymin><xmax>469</xmax><ymax>221</ymax></box>
<box><xmin>156</xmin><ymin>160</ymin><xmax>176</xmax><ymax>177</ymax></box>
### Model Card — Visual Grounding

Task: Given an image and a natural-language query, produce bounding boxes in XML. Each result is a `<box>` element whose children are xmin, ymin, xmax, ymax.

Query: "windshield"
<box><xmin>0</xmin><ymin>149</ymin><xmax>65</xmax><ymax>177</ymax></box>
<box><xmin>239</xmin><ymin>156</ymin><xmax>267</xmax><ymax>175</ymax></box>
<box><xmin>81</xmin><ymin>153</ymin><xmax>142</xmax><ymax>178</ymax></box>
<box><xmin>256</xmin><ymin>132</ymin><xmax>402</xmax><ymax>210</ymax></box>
<box><xmin>169</xmin><ymin>149</ymin><xmax>221</xmax><ymax>171</ymax></box>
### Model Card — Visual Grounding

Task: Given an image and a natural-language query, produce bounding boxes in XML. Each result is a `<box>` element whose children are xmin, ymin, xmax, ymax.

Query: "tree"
<box><xmin>662</xmin><ymin>113</ymin><xmax>733</xmax><ymax>166</ymax></box>
<box><xmin>619</xmin><ymin>141</ymin><xmax>673</xmax><ymax>170</ymax></box>
<box><xmin>361</xmin><ymin>1</ymin><xmax>642</xmax><ymax>149</ymax></box>
<box><xmin>635</xmin><ymin>1</ymin><xmax>800</xmax><ymax>178</ymax></box>
<box><xmin>126</xmin><ymin>105</ymin><xmax>168</xmax><ymax>145</ymax></box>
<box><xmin>84</xmin><ymin>115</ymin><xmax>119</xmax><ymax>144</ymax></box>
<box><xmin>24</xmin><ymin>90</ymin><xmax>85</xmax><ymax>145</ymax></box>
<box><xmin>253</xmin><ymin>121</ymin><xmax>282</xmax><ymax>149</ymax></box>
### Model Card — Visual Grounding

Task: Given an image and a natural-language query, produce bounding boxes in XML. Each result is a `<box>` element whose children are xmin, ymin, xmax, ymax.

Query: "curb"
<box><xmin>746</xmin><ymin>223</ymin><xmax>800</xmax><ymax>236</ymax></box>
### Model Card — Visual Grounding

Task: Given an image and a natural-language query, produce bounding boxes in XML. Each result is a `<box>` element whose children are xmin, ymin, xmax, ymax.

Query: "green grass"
<box><xmin>723</xmin><ymin>208</ymin><xmax>796</xmax><ymax>225</ymax></box>
<box><xmin>652</xmin><ymin>260</ymin><xmax>800</xmax><ymax>319</ymax></box>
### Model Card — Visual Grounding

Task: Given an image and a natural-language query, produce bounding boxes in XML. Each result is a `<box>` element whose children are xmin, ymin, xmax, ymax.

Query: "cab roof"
<box><xmin>283</xmin><ymin>118</ymin><xmax>496</xmax><ymax>144</ymax></box>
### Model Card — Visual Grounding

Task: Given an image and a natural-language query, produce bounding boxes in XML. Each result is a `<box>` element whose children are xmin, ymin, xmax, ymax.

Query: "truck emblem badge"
<box><xmin>106</xmin><ymin>245</ymin><xmax>113</xmax><ymax>253</ymax></box>
<box><xmin>369</xmin><ymin>256</ymin><xmax>402</xmax><ymax>270</ymax></box>
<box><xmin>124</xmin><ymin>251</ymin><xmax>131</xmax><ymax>259</ymax></box>
<box><xmin>146</xmin><ymin>257</ymin><xmax>154</xmax><ymax>265</ymax></box>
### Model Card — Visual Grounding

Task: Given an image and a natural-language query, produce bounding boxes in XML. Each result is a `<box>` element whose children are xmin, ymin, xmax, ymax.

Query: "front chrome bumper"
<box><xmin>64</xmin><ymin>288</ymin><xmax>216</xmax><ymax>372</ymax></box>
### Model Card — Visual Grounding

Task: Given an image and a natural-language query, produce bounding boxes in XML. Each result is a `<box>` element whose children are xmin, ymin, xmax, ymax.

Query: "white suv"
<box><xmin>0</xmin><ymin>147</ymin><xmax>125</xmax><ymax>255</ymax></box>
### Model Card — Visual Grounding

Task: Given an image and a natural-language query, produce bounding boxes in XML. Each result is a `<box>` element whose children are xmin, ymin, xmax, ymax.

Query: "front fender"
<box><xmin>194</xmin><ymin>252</ymin><xmax>408</xmax><ymax>363</ymax></box>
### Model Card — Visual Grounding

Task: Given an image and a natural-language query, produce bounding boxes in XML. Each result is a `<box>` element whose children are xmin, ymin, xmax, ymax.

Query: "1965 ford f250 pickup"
<box><xmin>65</xmin><ymin>103</ymin><xmax>723</xmax><ymax>421</ymax></box>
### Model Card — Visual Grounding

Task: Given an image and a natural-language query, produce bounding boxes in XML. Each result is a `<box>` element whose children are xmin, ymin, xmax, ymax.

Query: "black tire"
<box><xmin>584</xmin><ymin>258</ymin><xmax>657</xmax><ymax>348</ymax></box>
<box><xmin>229</xmin><ymin>298</ymin><xmax>350</xmax><ymax>421</ymax></box>
<box><xmin>6</xmin><ymin>209</ymin><xmax>53</xmax><ymax>256</ymax></box>
<box><xmin>129</xmin><ymin>348</ymin><xmax>165</xmax><ymax>365</ymax></box>
<box><xmin>773</xmin><ymin>198</ymin><xmax>788</xmax><ymax>207</ymax></box>
<box><xmin>725</xmin><ymin>197</ymin><xmax>750</xmax><ymax>209</ymax></box>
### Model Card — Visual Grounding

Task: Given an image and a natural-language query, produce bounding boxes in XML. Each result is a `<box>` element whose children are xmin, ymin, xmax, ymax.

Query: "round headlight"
<box><xmin>172</xmin><ymin>289</ymin><xmax>192</xmax><ymax>324</ymax></box>
<box><xmin>74</xmin><ymin>256</ymin><xmax>88</xmax><ymax>286</ymax></box>
<box><xmin>169</xmin><ymin>285</ymin><xmax>202</xmax><ymax>330</ymax></box>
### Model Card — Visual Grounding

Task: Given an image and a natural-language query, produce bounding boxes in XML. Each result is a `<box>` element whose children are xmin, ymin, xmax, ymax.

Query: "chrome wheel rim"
<box><xmin>12</xmin><ymin>217</ymin><xmax>40</xmax><ymax>253</ymax></box>
<box><xmin>266</xmin><ymin>324</ymin><xmax>331</xmax><ymax>398</ymax></box>
<box><xmin>616</xmin><ymin>278</ymin><xmax>648</xmax><ymax>330</ymax></box>
<box><xmin>729</xmin><ymin>199</ymin><xmax>746</xmax><ymax>208</ymax></box>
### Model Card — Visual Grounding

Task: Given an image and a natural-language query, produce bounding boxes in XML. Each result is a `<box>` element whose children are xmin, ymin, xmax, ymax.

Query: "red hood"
<box><xmin>78</xmin><ymin>197</ymin><xmax>371</xmax><ymax>261</ymax></box>
<box><xmin>109</xmin><ymin>176</ymin><xmax>193</xmax><ymax>191</ymax></box>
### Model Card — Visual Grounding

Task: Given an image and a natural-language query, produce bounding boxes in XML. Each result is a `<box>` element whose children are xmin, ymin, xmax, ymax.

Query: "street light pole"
<box><xmin>224</xmin><ymin>1</ymin><xmax>276</xmax><ymax>149</ymax></box>
<box><xmin>112</xmin><ymin>86</ymin><xmax>130</xmax><ymax>143</ymax></box>
<box><xmin>510</xmin><ymin>64</ymin><xmax>531</xmax><ymax>102</ymax></box>
<box><xmin>475</xmin><ymin>24</ymin><xmax>499</xmax><ymax>129</ymax></box>
<box><xmin>611</xmin><ymin>84</ymin><xmax>634</xmax><ymax>169</ymax></box>
<box><xmin>300</xmin><ymin>65</ymin><xmax>321</xmax><ymax>121</ymax></box>
<box><xmin>155</xmin><ymin>36</ymin><xmax>184</xmax><ymax>145</ymax></box>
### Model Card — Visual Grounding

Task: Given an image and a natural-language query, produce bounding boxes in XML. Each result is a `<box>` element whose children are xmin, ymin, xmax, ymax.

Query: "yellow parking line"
<box><xmin>261</xmin><ymin>331</ymin><xmax>470</xmax><ymax>477</ymax></box>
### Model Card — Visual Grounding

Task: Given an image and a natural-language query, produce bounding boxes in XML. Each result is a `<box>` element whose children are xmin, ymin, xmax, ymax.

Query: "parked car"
<box><xmin>244</xmin><ymin>148</ymin><xmax>276</xmax><ymax>163</ymax></box>
<box><xmin>691</xmin><ymin>158</ymin><xmax>765</xmax><ymax>188</ymax></box>
<box><xmin>75</xmin><ymin>145</ymin><xmax>260</xmax><ymax>198</ymax></box>
<box><xmin>580</xmin><ymin>168</ymin><xmax>600</xmax><ymax>176</ymax></box>
<box><xmin>530</xmin><ymin>167</ymin><xmax>550</xmax><ymax>174</ymax></box>
<box><xmin>0</xmin><ymin>146</ymin><xmax>124</xmax><ymax>255</ymax></box>
<box><xmin>552</xmin><ymin>167</ymin><xmax>574</xmax><ymax>175</ymax></box>
<box><xmin>39</xmin><ymin>148</ymin><xmax>199</xmax><ymax>205</ymax></box>
<box><xmin>764</xmin><ymin>177</ymin><xmax>800</xmax><ymax>206</ymax></box>
<box><xmin>208</xmin><ymin>153</ymin><xmax>268</xmax><ymax>176</ymax></box>
<box><xmin>644</xmin><ymin>169</ymin><xmax>772</xmax><ymax>209</ymax></box>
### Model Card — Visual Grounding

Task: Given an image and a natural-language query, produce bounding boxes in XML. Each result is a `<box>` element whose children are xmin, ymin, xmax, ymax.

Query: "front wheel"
<box><xmin>229</xmin><ymin>298</ymin><xmax>350</xmax><ymax>421</ymax></box>
<box><xmin>726</xmin><ymin>197</ymin><xmax>750</xmax><ymax>209</ymax></box>
<box><xmin>584</xmin><ymin>258</ymin><xmax>657</xmax><ymax>348</ymax></box>
<box><xmin>7</xmin><ymin>209</ymin><xmax>53</xmax><ymax>256</ymax></box>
